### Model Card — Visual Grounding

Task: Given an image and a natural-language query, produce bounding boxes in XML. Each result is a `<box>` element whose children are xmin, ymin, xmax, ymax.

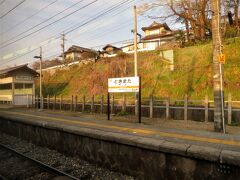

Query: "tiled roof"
<box><xmin>0</xmin><ymin>64</ymin><xmax>39</xmax><ymax>77</ymax></box>
<box><xmin>102</xmin><ymin>44</ymin><xmax>121</xmax><ymax>51</ymax></box>
<box><xmin>65</xmin><ymin>45</ymin><xmax>97</xmax><ymax>54</ymax></box>
<box><xmin>142</xmin><ymin>22</ymin><xmax>171</xmax><ymax>31</ymax></box>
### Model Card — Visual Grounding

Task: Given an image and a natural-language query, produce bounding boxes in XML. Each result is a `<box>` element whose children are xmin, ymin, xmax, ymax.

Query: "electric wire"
<box><xmin>65</xmin><ymin>0</ymin><xmax>133</xmax><ymax>35</ymax></box>
<box><xmin>31</xmin><ymin>1</ymin><xmax>138</xmax><ymax>59</ymax></box>
<box><xmin>0</xmin><ymin>0</ymin><xmax>133</xmax><ymax>65</ymax></box>
<box><xmin>0</xmin><ymin>0</ymin><xmax>59</xmax><ymax>36</ymax></box>
<box><xmin>0</xmin><ymin>0</ymin><xmax>6</xmax><ymax>6</ymax></box>
<box><xmin>69</xmin><ymin>1</ymin><xmax>139</xmax><ymax>43</ymax></box>
<box><xmin>0</xmin><ymin>0</ymin><xmax>26</xmax><ymax>20</ymax></box>
<box><xmin>0</xmin><ymin>0</ymin><xmax>87</xmax><ymax>47</ymax></box>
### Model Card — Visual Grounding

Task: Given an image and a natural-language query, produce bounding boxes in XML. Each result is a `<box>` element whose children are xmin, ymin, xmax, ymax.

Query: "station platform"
<box><xmin>0</xmin><ymin>108</ymin><xmax>239</xmax><ymax>151</ymax></box>
<box><xmin>0</xmin><ymin>108</ymin><xmax>240</xmax><ymax>170</ymax></box>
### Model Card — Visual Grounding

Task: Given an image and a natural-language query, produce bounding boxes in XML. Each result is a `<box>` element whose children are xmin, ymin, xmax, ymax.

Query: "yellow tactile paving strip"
<box><xmin>2</xmin><ymin>111</ymin><xmax>240</xmax><ymax>147</ymax></box>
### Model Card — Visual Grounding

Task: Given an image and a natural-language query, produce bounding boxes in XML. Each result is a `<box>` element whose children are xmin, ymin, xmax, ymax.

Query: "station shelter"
<box><xmin>0</xmin><ymin>64</ymin><xmax>39</xmax><ymax>106</ymax></box>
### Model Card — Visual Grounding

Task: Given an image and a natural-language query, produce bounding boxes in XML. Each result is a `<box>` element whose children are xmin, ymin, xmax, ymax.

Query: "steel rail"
<box><xmin>0</xmin><ymin>143</ymin><xmax>79</xmax><ymax>180</ymax></box>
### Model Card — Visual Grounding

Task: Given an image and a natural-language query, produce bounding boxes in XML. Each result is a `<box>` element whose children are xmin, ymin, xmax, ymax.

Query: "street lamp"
<box><xmin>34</xmin><ymin>47</ymin><xmax>43</xmax><ymax>109</ymax></box>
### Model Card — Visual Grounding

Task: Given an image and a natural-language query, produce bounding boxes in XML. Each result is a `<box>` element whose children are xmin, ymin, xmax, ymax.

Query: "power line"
<box><xmin>0</xmin><ymin>0</ymin><xmax>133</xmax><ymax>67</ymax></box>
<box><xmin>1</xmin><ymin>0</ymin><xmax>131</xmax><ymax>52</ymax></box>
<box><xmin>75</xmin><ymin>18</ymin><xmax>147</xmax><ymax>46</ymax></box>
<box><xmin>53</xmin><ymin>0</ymin><xmax>132</xmax><ymax>44</ymax></box>
<box><xmin>0</xmin><ymin>0</ymin><xmax>27</xmax><ymax>20</ymax></box>
<box><xmin>33</xmin><ymin>1</ymin><xmax>135</xmax><ymax>57</ymax></box>
<box><xmin>0</xmin><ymin>0</ymin><xmax>97</xmax><ymax>49</ymax></box>
<box><xmin>0</xmin><ymin>0</ymin><xmax>59</xmax><ymax>36</ymax></box>
<box><xmin>0</xmin><ymin>0</ymin><xmax>86</xmax><ymax>47</ymax></box>
<box><xmin>41</xmin><ymin>1</ymin><xmax>135</xmax><ymax>52</ymax></box>
<box><xmin>65</xmin><ymin>0</ymin><xmax>132</xmax><ymax>35</ymax></box>
<box><xmin>68</xmin><ymin>0</ymin><xmax>136</xmax><ymax>43</ymax></box>
<box><xmin>0</xmin><ymin>0</ymin><xmax>6</xmax><ymax>6</ymax></box>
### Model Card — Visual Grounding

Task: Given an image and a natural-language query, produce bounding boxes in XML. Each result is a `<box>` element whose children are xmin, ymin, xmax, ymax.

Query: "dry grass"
<box><xmin>39</xmin><ymin>37</ymin><xmax>240</xmax><ymax>100</ymax></box>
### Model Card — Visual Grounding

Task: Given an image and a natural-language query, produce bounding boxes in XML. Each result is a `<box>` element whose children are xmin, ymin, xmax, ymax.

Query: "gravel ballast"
<box><xmin>0</xmin><ymin>132</ymin><xmax>134</xmax><ymax>180</ymax></box>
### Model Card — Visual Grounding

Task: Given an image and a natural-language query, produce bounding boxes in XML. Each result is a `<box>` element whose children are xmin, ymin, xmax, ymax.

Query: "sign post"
<box><xmin>108</xmin><ymin>76</ymin><xmax>141</xmax><ymax>123</ymax></box>
<box><xmin>138</xmin><ymin>76</ymin><xmax>141</xmax><ymax>123</ymax></box>
<box><xmin>107</xmin><ymin>92</ymin><xmax>110</xmax><ymax>120</ymax></box>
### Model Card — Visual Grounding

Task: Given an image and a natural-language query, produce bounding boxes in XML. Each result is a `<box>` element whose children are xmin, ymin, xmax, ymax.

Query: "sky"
<box><xmin>0</xmin><ymin>0</ymin><xmax>181</xmax><ymax>69</ymax></box>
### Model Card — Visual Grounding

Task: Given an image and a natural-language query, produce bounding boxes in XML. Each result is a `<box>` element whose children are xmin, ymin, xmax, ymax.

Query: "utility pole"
<box><xmin>133</xmin><ymin>4</ymin><xmax>139</xmax><ymax>116</ymax></box>
<box><xmin>34</xmin><ymin>47</ymin><xmax>43</xmax><ymax>109</ymax></box>
<box><xmin>133</xmin><ymin>5</ymin><xmax>138</xmax><ymax>77</ymax></box>
<box><xmin>39</xmin><ymin>47</ymin><xmax>43</xmax><ymax>109</ymax></box>
<box><xmin>211</xmin><ymin>0</ymin><xmax>225</xmax><ymax>133</ymax></box>
<box><xmin>61</xmin><ymin>33</ymin><xmax>66</xmax><ymax>62</ymax></box>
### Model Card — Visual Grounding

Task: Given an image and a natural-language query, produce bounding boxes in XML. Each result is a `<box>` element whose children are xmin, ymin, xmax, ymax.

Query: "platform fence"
<box><xmin>23</xmin><ymin>93</ymin><xmax>240</xmax><ymax>124</ymax></box>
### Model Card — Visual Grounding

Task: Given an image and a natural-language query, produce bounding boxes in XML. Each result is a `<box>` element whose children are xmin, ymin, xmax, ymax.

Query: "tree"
<box><xmin>233</xmin><ymin>0</ymin><xmax>239</xmax><ymax>26</ymax></box>
<box><xmin>138</xmin><ymin>0</ymin><xmax>212</xmax><ymax>41</ymax></box>
<box><xmin>211</xmin><ymin>0</ymin><xmax>224</xmax><ymax>132</ymax></box>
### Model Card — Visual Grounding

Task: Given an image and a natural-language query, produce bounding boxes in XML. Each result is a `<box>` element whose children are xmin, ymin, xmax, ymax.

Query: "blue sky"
<box><xmin>0</xmin><ymin>0</ymin><xmax>181</xmax><ymax>69</ymax></box>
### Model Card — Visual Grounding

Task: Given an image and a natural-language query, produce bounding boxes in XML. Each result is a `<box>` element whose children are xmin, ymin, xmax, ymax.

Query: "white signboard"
<box><xmin>108</xmin><ymin>77</ymin><xmax>139</xmax><ymax>93</ymax></box>
<box><xmin>15</xmin><ymin>76</ymin><xmax>32</xmax><ymax>81</ymax></box>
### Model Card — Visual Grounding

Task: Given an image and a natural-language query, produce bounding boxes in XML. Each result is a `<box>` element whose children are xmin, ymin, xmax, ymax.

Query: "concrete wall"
<box><xmin>0</xmin><ymin>117</ymin><xmax>239</xmax><ymax>180</ymax></box>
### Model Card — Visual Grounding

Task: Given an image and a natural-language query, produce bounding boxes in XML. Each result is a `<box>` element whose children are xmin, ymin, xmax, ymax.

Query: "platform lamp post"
<box><xmin>34</xmin><ymin>47</ymin><xmax>43</xmax><ymax>109</ymax></box>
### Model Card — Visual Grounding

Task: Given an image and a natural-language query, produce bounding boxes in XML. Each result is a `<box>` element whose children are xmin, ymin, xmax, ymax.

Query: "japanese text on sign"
<box><xmin>218</xmin><ymin>54</ymin><xmax>225</xmax><ymax>64</ymax></box>
<box><xmin>108</xmin><ymin>77</ymin><xmax>139</xmax><ymax>93</ymax></box>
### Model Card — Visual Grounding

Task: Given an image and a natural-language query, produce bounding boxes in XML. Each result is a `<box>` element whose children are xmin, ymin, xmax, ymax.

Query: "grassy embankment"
<box><xmin>39</xmin><ymin>37</ymin><xmax>240</xmax><ymax>101</ymax></box>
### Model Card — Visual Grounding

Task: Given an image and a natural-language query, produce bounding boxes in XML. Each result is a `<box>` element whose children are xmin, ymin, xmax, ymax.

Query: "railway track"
<box><xmin>0</xmin><ymin>143</ymin><xmax>79</xmax><ymax>180</ymax></box>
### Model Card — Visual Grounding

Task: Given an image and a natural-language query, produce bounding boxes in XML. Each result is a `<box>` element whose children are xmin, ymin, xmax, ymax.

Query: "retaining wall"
<box><xmin>0</xmin><ymin>116</ymin><xmax>239</xmax><ymax>180</ymax></box>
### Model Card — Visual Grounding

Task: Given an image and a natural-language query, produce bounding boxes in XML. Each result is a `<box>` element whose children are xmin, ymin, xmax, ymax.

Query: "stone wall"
<box><xmin>0</xmin><ymin>116</ymin><xmax>239</xmax><ymax>179</ymax></box>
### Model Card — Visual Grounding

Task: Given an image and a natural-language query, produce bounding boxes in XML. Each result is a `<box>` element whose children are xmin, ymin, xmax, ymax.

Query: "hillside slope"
<box><xmin>39</xmin><ymin>37</ymin><xmax>240</xmax><ymax>100</ymax></box>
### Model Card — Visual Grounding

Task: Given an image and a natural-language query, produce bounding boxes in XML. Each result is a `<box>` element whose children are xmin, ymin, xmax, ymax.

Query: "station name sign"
<box><xmin>108</xmin><ymin>77</ymin><xmax>139</xmax><ymax>93</ymax></box>
<box><xmin>15</xmin><ymin>75</ymin><xmax>32</xmax><ymax>81</ymax></box>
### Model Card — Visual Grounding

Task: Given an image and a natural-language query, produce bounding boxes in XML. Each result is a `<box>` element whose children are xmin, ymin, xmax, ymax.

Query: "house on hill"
<box><xmin>0</xmin><ymin>64</ymin><xmax>39</xmax><ymax>106</ymax></box>
<box><xmin>63</xmin><ymin>45</ymin><xmax>100</xmax><ymax>62</ymax></box>
<box><xmin>102</xmin><ymin>44</ymin><xmax>122</xmax><ymax>57</ymax></box>
<box><xmin>141</xmin><ymin>21</ymin><xmax>175</xmax><ymax>49</ymax></box>
<box><xmin>122</xmin><ymin>22</ymin><xmax>176</xmax><ymax>53</ymax></box>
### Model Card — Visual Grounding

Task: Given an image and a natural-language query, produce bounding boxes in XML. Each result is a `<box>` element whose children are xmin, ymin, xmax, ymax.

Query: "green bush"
<box><xmin>117</xmin><ymin>111</ymin><xmax>129</xmax><ymax>116</ymax></box>
<box><xmin>225</xmin><ymin>27</ymin><xmax>238</xmax><ymax>38</ymax></box>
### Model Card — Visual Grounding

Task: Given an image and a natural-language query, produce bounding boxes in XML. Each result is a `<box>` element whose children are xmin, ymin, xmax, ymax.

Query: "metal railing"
<box><xmin>28</xmin><ymin>93</ymin><xmax>240</xmax><ymax>124</ymax></box>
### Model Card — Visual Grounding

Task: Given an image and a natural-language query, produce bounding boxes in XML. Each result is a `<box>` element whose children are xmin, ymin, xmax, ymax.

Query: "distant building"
<box><xmin>63</xmin><ymin>45</ymin><xmax>99</xmax><ymax>62</ymax></box>
<box><xmin>141</xmin><ymin>22</ymin><xmax>175</xmax><ymax>49</ymax></box>
<box><xmin>102</xmin><ymin>44</ymin><xmax>122</xmax><ymax>57</ymax></box>
<box><xmin>122</xmin><ymin>22</ymin><xmax>176</xmax><ymax>53</ymax></box>
<box><xmin>0</xmin><ymin>64</ymin><xmax>39</xmax><ymax>106</ymax></box>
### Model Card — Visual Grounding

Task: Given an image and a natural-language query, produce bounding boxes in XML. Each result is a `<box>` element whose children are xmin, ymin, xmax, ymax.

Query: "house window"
<box><xmin>0</xmin><ymin>83</ymin><xmax>12</xmax><ymax>95</ymax></box>
<box><xmin>143</xmin><ymin>43</ymin><xmax>147</xmax><ymax>48</ymax></box>
<box><xmin>149</xmin><ymin>29</ymin><xmax>160</xmax><ymax>35</ymax></box>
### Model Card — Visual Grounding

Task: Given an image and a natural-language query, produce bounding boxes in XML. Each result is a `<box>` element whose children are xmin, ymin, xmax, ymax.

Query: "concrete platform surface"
<box><xmin>0</xmin><ymin>108</ymin><xmax>240</xmax><ymax>166</ymax></box>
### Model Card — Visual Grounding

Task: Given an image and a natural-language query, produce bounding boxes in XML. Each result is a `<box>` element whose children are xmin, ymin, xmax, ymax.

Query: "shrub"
<box><xmin>117</xmin><ymin>111</ymin><xmax>129</xmax><ymax>116</ymax></box>
<box><xmin>116</xmin><ymin>51</ymin><xmax>129</xmax><ymax>59</ymax></box>
<box><xmin>225</xmin><ymin>27</ymin><xmax>238</xmax><ymax>38</ymax></box>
